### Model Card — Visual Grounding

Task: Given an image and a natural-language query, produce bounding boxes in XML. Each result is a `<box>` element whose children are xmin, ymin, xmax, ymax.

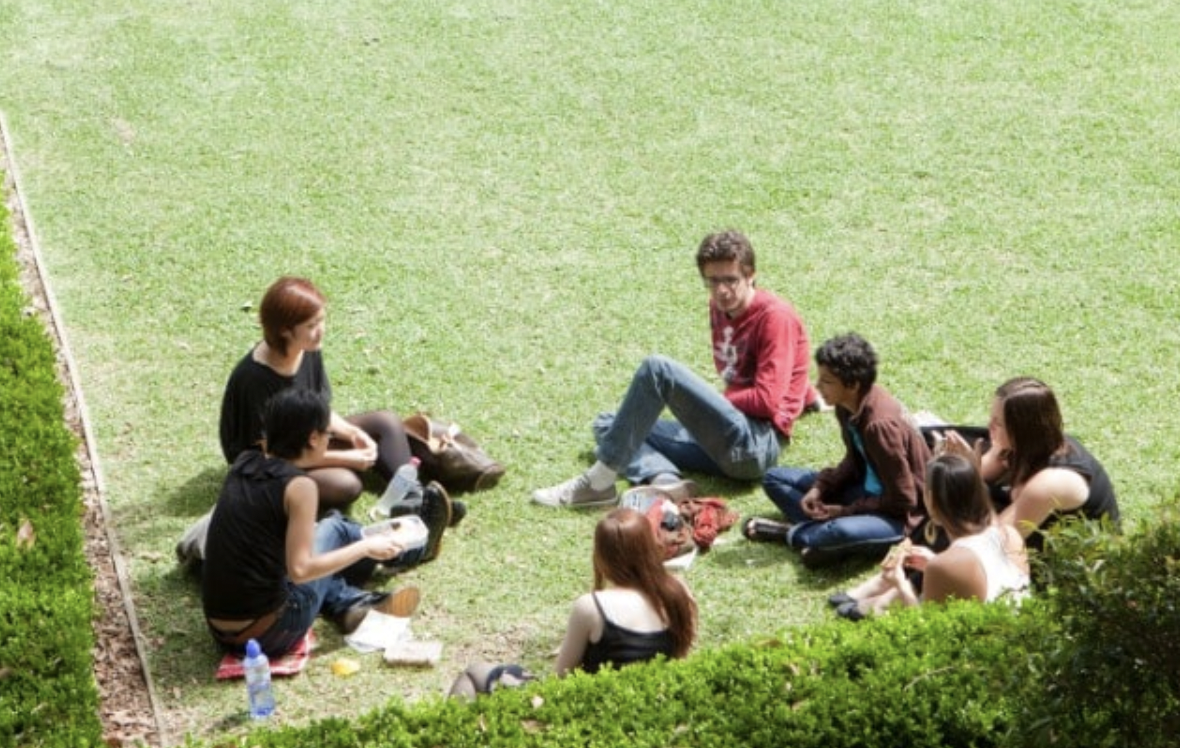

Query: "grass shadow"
<box><xmin>704</xmin><ymin>537</ymin><xmax>879</xmax><ymax>591</ymax></box>
<box><xmin>165</xmin><ymin>465</ymin><xmax>227</xmax><ymax>518</ymax></box>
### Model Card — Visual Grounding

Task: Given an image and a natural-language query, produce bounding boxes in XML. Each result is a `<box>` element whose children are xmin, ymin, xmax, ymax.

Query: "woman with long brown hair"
<box><xmin>976</xmin><ymin>376</ymin><xmax>1119</xmax><ymax>551</ymax></box>
<box><xmin>449</xmin><ymin>508</ymin><xmax>697</xmax><ymax>698</ymax></box>
<box><xmin>832</xmin><ymin>449</ymin><xmax>1029</xmax><ymax>620</ymax></box>
<box><xmin>555</xmin><ymin>507</ymin><xmax>698</xmax><ymax>674</ymax></box>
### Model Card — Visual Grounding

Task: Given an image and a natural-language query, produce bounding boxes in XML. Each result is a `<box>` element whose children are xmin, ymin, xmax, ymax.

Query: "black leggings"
<box><xmin>309</xmin><ymin>410</ymin><xmax>412</xmax><ymax>510</ymax></box>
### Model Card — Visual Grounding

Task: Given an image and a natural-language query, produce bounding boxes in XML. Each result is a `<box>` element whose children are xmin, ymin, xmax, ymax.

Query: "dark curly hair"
<box><xmin>814</xmin><ymin>333</ymin><xmax>878</xmax><ymax>391</ymax></box>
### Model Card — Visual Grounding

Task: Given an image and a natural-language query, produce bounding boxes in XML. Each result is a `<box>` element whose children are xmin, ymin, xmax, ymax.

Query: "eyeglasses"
<box><xmin>702</xmin><ymin>274</ymin><xmax>747</xmax><ymax>290</ymax></box>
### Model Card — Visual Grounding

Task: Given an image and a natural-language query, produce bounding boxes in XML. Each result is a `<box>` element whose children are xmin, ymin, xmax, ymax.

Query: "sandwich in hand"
<box><xmin>880</xmin><ymin>538</ymin><xmax>913</xmax><ymax>572</ymax></box>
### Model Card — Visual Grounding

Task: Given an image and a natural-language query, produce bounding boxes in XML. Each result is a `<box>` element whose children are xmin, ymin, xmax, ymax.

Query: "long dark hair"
<box><xmin>925</xmin><ymin>453</ymin><xmax>994</xmax><ymax>540</ymax></box>
<box><xmin>995</xmin><ymin>376</ymin><xmax>1066</xmax><ymax>487</ymax></box>
<box><xmin>592</xmin><ymin>508</ymin><xmax>697</xmax><ymax>658</ymax></box>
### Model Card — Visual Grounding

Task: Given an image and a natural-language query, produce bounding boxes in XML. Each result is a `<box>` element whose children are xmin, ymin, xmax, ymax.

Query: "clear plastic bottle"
<box><xmin>243</xmin><ymin>638</ymin><xmax>276</xmax><ymax>720</ymax></box>
<box><xmin>660</xmin><ymin>500</ymin><xmax>682</xmax><ymax>531</ymax></box>
<box><xmin>374</xmin><ymin>457</ymin><xmax>421</xmax><ymax>516</ymax></box>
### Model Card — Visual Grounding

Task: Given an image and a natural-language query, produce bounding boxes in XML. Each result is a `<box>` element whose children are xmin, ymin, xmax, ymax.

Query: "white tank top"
<box><xmin>952</xmin><ymin>526</ymin><xmax>1030</xmax><ymax>603</ymax></box>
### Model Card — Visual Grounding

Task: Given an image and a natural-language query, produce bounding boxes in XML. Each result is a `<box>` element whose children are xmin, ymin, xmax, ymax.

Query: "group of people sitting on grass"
<box><xmin>202</xmin><ymin>276</ymin><xmax>460</xmax><ymax>653</ymax></box>
<box><xmin>197</xmin><ymin>274</ymin><xmax>691</xmax><ymax>686</ymax></box>
<box><xmin>530</xmin><ymin>230</ymin><xmax>1118</xmax><ymax>629</ymax></box>
<box><xmin>194</xmin><ymin>228</ymin><xmax>1119</xmax><ymax>693</ymax></box>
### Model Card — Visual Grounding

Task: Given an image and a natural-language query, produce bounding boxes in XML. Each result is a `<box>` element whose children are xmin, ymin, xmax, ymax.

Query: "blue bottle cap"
<box><xmin>246</xmin><ymin>639</ymin><xmax>261</xmax><ymax>658</ymax></box>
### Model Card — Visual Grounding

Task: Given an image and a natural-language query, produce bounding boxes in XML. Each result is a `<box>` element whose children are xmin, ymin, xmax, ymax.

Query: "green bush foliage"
<box><xmin>1006</xmin><ymin>509</ymin><xmax>1180</xmax><ymax>748</ymax></box>
<box><xmin>0</xmin><ymin>200</ymin><xmax>102</xmax><ymax>746</ymax></box>
<box><xmin>190</xmin><ymin>603</ymin><xmax>1030</xmax><ymax>748</ymax></box>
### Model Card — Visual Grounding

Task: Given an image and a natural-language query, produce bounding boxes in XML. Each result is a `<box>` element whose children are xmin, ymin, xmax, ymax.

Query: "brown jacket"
<box><xmin>814</xmin><ymin>384</ymin><xmax>930</xmax><ymax>532</ymax></box>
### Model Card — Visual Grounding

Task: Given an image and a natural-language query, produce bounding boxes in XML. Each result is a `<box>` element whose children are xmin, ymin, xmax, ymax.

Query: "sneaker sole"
<box><xmin>378</xmin><ymin>586</ymin><xmax>421</xmax><ymax>618</ymax></box>
<box><xmin>567</xmin><ymin>495</ymin><xmax>618</xmax><ymax>508</ymax></box>
<box><xmin>424</xmin><ymin>482</ymin><xmax>451</xmax><ymax>561</ymax></box>
<box><xmin>531</xmin><ymin>486</ymin><xmax>618</xmax><ymax>509</ymax></box>
<box><xmin>645</xmin><ymin>478</ymin><xmax>699</xmax><ymax>502</ymax></box>
<box><xmin>620</xmin><ymin>481</ymin><xmax>698</xmax><ymax>510</ymax></box>
<box><xmin>530</xmin><ymin>492</ymin><xmax>618</xmax><ymax>509</ymax></box>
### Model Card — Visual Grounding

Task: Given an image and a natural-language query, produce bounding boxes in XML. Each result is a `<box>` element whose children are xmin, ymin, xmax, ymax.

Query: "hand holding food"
<box><xmin>880</xmin><ymin>538</ymin><xmax>913</xmax><ymax>571</ymax></box>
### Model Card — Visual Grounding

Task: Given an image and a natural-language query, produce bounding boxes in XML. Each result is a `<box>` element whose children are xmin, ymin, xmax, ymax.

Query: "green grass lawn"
<box><xmin>4</xmin><ymin>0</ymin><xmax>1180</xmax><ymax>741</ymax></box>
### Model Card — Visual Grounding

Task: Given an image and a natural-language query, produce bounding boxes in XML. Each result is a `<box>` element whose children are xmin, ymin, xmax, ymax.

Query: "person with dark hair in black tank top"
<box><xmin>202</xmin><ymin>388</ymin><xmax>425</xmax><ymax>658</ymax></box>
<box><xmin>938</xmin><ymin>377</ymin><xmax>1119</xmax><ymax>554</ymax></box>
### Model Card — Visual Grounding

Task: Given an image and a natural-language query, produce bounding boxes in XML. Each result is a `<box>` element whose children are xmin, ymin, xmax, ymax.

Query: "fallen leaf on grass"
<box><xmin>330</xmin><ymin>658</ymin><xmax>360</xmax><ymax>676</ymax></box>
<box><xmin>16</xmin><ymin>519</ymin><xmax>35</xmax><ymax>550</ymax></box>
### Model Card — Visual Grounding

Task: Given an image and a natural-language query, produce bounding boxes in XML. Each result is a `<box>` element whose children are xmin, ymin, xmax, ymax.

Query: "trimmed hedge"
<box><xmin>1006</xmin><ymin>509</ymin><xmax>1180</xmax><ymax>748</ymax></box>
<box><xmin>186</xmin><ymin>602</ymin><xmax>1030</xmax><ymax>748</ymax></box>
<box><xmin>0</xmin><ymin>200</ymin><xmax>103</xmax><ymax>746</ymax></box>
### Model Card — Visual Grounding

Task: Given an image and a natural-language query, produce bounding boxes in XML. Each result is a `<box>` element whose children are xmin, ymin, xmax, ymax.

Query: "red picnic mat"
<box><xmin>215</xmin><ymin>631</ymin><xmax>316</xmax><ymax>680</ymax></box>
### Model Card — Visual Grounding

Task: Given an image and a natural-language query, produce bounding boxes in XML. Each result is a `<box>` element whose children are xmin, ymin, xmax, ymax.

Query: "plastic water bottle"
<box><xmin>243</xmin><ymin>638</ymin><xmax>276</xmax><ymax>720</ymax></box>
<box><xmin>660</xmin><ymin>501</ymin><xmax>682</xmax><ymax>531</ymax></box>
<box><xmin>375</xmin><ymin>458</ymin><xmax>420</xmax><ymax>516</ymax></box>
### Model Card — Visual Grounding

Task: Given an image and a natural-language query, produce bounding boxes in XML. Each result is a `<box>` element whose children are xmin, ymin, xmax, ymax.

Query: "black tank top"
<box><xmin>202</xmin><ymin>451</ymin><xmax>302</xmax><ymax>619</ymax></box>
<box><xmin>1025</xmin><ymin>435</ymin><xmax>1119</xmax><ymax>551</ymax></box>
<box><xmin>580</xmin><ymin>593</ymin><xmax>674</xmax><ymax>675</ymax></box>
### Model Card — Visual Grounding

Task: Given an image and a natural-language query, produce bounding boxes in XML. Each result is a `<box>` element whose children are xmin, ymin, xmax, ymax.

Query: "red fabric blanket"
<box><xmin>644</xmin><ymin>496</ymin><xmax>740</xmax><ymax>559</ymax></box>
<box><xmin>215</xmin><ymin>631</ymin><xmax>316</xmax><ymax>680</ymax></box>
<box><xmin>681</xmin><ymin>498</ymin><xmax>739</xmax><ymax>551</ymax></box>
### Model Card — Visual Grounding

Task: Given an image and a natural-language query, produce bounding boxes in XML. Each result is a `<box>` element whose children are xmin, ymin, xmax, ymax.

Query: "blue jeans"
<box><xmin>592</xmin><ymin>354</ymin><xmax>783</xmax><ymax>483</ymax></box>
<box><xmin>250</xmin><ymin>512</ymin><xmax>378</xmax><ymax>656</ymax></box>
<box><xmin>762</xmin><ymin>466</ymin><xmax>905</xmax><ymax>556</ymax></box>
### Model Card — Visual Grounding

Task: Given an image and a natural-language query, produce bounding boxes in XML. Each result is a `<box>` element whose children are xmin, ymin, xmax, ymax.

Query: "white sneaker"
<box><xmin>532</xmin><ymin>474</ymin><xmax>618</xmax><ymax>508</ymax></box>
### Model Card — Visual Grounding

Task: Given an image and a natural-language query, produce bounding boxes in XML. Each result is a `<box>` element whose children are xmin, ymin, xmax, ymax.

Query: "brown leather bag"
<box><xmin>402</xmin><ymin>413</ymin><xmax>505</xmax><ymax>494</ymax></box>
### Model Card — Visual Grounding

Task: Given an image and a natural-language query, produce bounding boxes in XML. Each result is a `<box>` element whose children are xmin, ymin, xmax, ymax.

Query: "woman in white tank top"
<box><xmin>950</xmin><ymin>525</ymin><xmax>1029</xmax><ymax>603</ymax></box>
<box><xmin>836</xmin><ymin>448</ymin><xmax>1029</xmax><ymax>619</ymax></box>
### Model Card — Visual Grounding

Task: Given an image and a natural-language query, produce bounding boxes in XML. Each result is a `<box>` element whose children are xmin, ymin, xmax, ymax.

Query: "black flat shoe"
<box><xmin>827</xmin><ymin>592</ymin><xmax>856</xmax><ymax>608</ymax></box>
<box><xmin>742</xmin><ymin>516</ymin><xmax>791</xmax><ymax>543</ymax></box>
<box><xmin>420</xmin><ymin>481</ymin><xmax>453</xmax><ymax>562</ymax></box>
<box><xmin>449</xmin><ymin>499</ymin><xmax>467</xmax><ymax>528</ymax></box>
<box><xmin>836</xmin><ymin>601</ymin><xmax>865</xmax><ymax>622</ymax></box>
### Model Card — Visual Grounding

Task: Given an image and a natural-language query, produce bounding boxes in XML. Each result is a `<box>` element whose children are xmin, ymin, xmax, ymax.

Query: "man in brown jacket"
<box><xmin>749</xmin><ymin>333</ymin><xmax>931</xmax><ymax>569</ymax></box>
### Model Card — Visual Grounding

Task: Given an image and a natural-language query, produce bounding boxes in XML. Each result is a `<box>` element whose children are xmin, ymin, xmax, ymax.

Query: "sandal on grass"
<box><xmin>827</xmin><ymin>592</ymin><xmax>856</xmax><ymax>608</ymax></box>
<box><xmin>743</xmin><ymin>516</ymin><xmax>791</xmax><ymax>543</ymax></box>
<box><xmin>836</xmin><ymin>601</ymin><xmax>865</xmax><ymax>622</ymax></box>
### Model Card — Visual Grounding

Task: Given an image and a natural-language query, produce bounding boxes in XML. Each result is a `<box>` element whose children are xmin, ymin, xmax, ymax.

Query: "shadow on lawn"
<box><xmin>165</xmin><ymin>465</ymin><xmax>227</xmax><ymax>518</ymax></box>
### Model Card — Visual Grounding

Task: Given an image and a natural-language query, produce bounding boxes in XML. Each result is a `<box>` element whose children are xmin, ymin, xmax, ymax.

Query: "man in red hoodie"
<box><xmin>533</xmin><ymin>230</ymin><xmax>819</xmax><ymax>508</ymax></box>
